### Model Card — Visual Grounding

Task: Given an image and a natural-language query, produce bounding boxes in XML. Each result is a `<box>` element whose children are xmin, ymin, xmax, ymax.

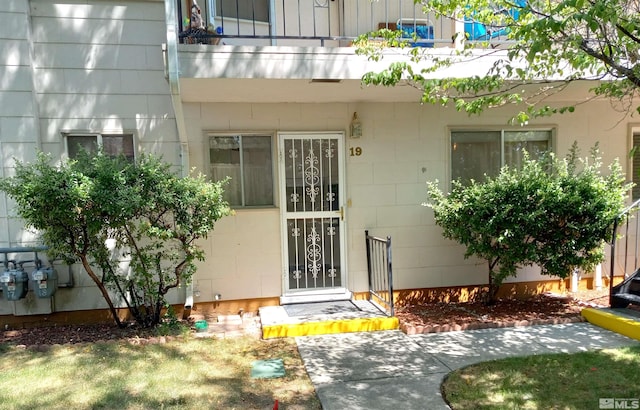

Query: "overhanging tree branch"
<box><xmin>359</xmin><ymin>0</ymin><xmax>640</xmax><ymax>122</ymax></box>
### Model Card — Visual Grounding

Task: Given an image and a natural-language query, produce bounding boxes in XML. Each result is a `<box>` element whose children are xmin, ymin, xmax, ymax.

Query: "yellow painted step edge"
<box><xmin>581</xmin><ymin>308</ymin><xmax>640</xmax><ymax>341</ymax></box>
<box><xmin>262</xmin><ymin>316</ymin><xmax>400</xmax><ymax>339</ymax></box>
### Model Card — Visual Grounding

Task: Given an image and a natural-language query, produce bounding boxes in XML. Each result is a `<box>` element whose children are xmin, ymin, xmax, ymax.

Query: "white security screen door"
<box><xmin>279</xmin><ymin>133</ymin><xmax>346</xmax><ymax>297</ymax></box>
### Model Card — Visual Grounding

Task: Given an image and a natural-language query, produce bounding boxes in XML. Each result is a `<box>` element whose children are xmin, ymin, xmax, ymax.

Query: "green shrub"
<box><xmin>426</xmin><ymin>143</ymin><xmax>630</xmax><ymax>303</ymax></box>
<box><xmin>0</xmin><ymin>151</ymin><xmax>230</xmax><ymax>327</ymax></box>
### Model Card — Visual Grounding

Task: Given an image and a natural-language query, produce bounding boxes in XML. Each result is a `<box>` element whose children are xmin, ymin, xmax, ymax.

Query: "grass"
<box><xmin>442</xmin><ymin>344</ymin><xmax>640</xmax><ymax>409</ymax></box>
<box><xmin>0</xmin><ymin>335</ymin><xmax>321</xmax><ymax>410</ymax></box>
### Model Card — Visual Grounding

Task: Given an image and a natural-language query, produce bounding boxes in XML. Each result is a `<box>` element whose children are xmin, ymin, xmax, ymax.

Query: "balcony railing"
<box><xmin>176</xmin><ymin>0</ymin><xmax>512</xmax><ymax>48</ymax></box>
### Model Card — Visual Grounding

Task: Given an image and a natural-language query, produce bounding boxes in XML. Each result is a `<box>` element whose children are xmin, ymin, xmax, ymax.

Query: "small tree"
<box><xmin>0</xmin><ymin>152</ymin><xmax>230</xmax><ymax>327</ymax></box>
<box><xmin>426</xmin><ymin>144</ymin><xmax>630</xmax><ymax>303</ymax></box>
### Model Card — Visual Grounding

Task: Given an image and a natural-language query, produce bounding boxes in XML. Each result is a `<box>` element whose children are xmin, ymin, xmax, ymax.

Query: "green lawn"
<box><xmin>0</xmin><ymin>336</ymin><xmax>321</xmax><ymax>410</ymax></box>
<box><xmin>442</xmin><ymin>345</ymin><xmax>640</xmax><ymax>409</ymax></box>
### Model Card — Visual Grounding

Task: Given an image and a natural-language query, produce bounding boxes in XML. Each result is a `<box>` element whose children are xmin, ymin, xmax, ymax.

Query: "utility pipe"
<box><xmin>164</xmin><ymin>0</ymin><xmax>194</xmax><ymax>312</ymax></box>
<box><xmin>0</xmin><ymin>247</ymin><xmax>73</xmax><ymax>288</ymax></box>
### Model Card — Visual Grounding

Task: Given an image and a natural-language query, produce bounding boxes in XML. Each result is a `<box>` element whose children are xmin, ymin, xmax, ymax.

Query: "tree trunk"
<box><xmin>484</xmin><ymin>260</ymin><xmax>500</xmax><ymax>305</ymax></box>
<box><xmin>79</xmin><ymin>255</ymin><xmax>124</xmax><ymax>328</ymax></box>
<box><xmin>484</xmin><ymin>282</ymin><xmax>500</xmax><ymax>305</ymax></box>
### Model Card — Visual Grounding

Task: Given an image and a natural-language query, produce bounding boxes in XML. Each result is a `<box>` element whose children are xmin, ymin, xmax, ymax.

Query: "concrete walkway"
<box><xmin>295</xmin><ymin>322</ymin><xmax>639</xmax><ymax>410</ymax></box>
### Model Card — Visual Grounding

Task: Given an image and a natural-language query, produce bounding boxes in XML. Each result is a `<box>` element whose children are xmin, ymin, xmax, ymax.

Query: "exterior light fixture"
<box><xmin>350</xmin><ymin>112</ymin><xmax>362</xmax><ymax>139</ymax></box>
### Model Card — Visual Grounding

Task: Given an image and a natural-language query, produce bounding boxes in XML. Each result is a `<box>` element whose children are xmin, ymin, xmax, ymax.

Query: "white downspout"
<box><xmin>25</xmin><ymin>1</ymin><xmax>43</xmax><ymax>153</ymax></box>
<box><xmin>571</xmin><ymin>268</ymin><xmax>580</xmax><ymax>293</ymax></box>
<box><xmin>594</xmin><ymin>263</ymin><xmax>603</xmax><ymax>290</ymax></box>
<box><xmin>164</xmin><ymin>0</ymin><xmax>194</xmax><ymax>311</ymax></box>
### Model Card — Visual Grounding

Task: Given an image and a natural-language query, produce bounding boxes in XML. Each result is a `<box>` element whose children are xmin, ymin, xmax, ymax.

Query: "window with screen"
<box><xmin>632</xmin><ymin>134</ymin><xmax>640</xmax><ymax>201</ymax></box>
<box><xmin>66</xmin><ymin>133</ymin><xmax>135</xmax><ymax>161</ymax></box>
<box><xmin>451</xmin><ymin>129</ymin><xmax>552</xmax><ymax>184</ymax></box>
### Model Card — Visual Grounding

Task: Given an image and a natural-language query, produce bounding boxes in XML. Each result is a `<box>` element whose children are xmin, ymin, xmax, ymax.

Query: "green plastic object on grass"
<box><xmin>194</xmin><ymin>320</ymin><xmax>208</xmax><ymax>332</ymax></box>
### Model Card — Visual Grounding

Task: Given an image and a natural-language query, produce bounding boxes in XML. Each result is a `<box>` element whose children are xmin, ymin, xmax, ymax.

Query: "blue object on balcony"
<box><xmin>464</xmin><ymin>0</ymin><xmax>525</xmax><ymax>41</ymax></box>
<box><xmin>397</xmin><ymin>19</ymin><xmax>434</xmax><ymax>48</ymax></box>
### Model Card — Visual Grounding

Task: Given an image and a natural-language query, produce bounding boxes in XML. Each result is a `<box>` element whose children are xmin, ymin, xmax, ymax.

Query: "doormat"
<box><xmin>283</xmin><ymin>300</ymin><xmax>359</xmax><ymax>316</ymax></box>
<box><xmin>251</xmin><ymin>358</ymin><xmax>285</xmax><ymax>379</ymax></box>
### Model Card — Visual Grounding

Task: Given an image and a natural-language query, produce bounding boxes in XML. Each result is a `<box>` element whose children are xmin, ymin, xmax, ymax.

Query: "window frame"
<box><xmin>449</xmin><ymin>127</ymin><xmax>555</xmax><ymax>185</ymax></box>
<box><xmin>207</xmin><ymin>132</ymin><xmax>276</xmax><ymax>209</ymax></box>
<box><xmin>62</xmin><ymin>131</ymin><xmax>136</xmax><ymax>161</ymax></box>
<box><xmin>631</xmin><ymin>132</ymin><xmax>640</xmax><ymax>202</ymax></box>
<box><xmin>208</xmin><ymin>0</ymin><xmax>270</xmax><ymax>23</ymax></box>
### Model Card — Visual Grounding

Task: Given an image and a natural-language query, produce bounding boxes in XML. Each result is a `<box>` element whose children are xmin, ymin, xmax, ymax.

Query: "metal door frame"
<box><xmin>278</xmin><ymin>131</ymin><xmax>350</xmax><ymax>304</ymax></box>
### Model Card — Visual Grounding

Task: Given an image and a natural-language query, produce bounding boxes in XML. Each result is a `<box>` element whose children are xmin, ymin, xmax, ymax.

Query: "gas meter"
<box><xmin>30</xmin><ymin>261</ymin><xmax>58</xmax><ymax>298</ymax></box>
<box><xmin>0</xmin><ymin>261</ymin><xmax>29</xmax><ymax>301</ymax></box>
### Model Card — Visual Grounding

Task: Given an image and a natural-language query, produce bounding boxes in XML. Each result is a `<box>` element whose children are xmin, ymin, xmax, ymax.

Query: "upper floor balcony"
<box><xmin>175</xmin><ymin>0</ymin><xmax>519</xmax><ymax>47</ymax></box>
<box><xmin>169</xmin><ymin>0</ymin><xmax>515</xmax><ymax>103</ymax></box>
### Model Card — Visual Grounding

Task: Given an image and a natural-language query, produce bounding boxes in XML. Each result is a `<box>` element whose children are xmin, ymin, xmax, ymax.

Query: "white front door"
<box><xmin>278</xmin><ymin>132</ymin><xmax>348</xmax><ymax>303</ymax></box>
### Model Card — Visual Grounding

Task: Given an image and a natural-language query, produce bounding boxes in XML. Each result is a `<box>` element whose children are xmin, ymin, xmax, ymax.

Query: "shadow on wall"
<box><xmin>394</xmin><ymin>279</ymin><xmax>609</xmax><ymax>306</ymax></box>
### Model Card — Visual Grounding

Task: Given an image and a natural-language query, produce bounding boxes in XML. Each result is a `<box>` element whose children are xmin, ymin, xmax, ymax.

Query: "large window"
<box><xmin>633</xmin><ymin>134</ymin><xmax>640</xmax><ymax>201</ymax></box>
<box><xmin>451</xmin><ymin>129</ymin><xmax>552</xmax><ymax>184</ymax></box>
<box><xmin>209</xmin><ymin>134</ymin><xmax>273</xmax><ymax>207</ymax></box>
<box><xmin>65</xmin><ymin>133</ymin><xmax>135</xmax><ymax>161</ymax></box>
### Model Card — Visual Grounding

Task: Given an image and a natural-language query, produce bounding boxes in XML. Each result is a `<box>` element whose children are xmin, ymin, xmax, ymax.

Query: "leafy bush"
<box><xmin>0</xmin><ymin>151</ymin><xmax>230</xmax><ymax>327</ymax></box>
<box><xmin>426</xmin><ymin>144</ymin><xmax>630</xmax><ymax>303</ymax></box>
<box><xmin>155</xmin><ymin>306</ymin><xmax>191</xmax><ymax>336</ymax></box>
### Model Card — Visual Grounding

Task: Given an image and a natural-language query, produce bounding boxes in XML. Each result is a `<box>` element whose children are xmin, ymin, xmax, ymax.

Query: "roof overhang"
<box><xmin>175</xmin><ymin>44</ymin><xmax>606</xmax><ymax>104</ymax></box>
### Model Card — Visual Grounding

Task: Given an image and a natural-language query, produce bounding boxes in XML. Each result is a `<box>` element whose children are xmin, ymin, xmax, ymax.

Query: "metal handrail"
<box><xmin>365</xmin><ymin>230</ymin><xmax>394</xmax><ymax>316</ymax></box>
<box><xmin>609</xmin><ymin>198</ymin><xmax>640</xmax><ymax>305</ymax></box>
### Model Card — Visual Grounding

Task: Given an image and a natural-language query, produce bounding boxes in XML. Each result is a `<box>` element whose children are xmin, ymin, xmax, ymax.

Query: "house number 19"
<box><xmin>350</xmin><ymin>147</ymin><xmax>362</xmax><ymax>156</ymax></box>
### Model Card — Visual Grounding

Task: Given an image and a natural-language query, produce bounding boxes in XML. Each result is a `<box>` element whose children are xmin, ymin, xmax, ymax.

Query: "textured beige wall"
<box><xmin>0</xmin><ymin>0</ymin><xmax>633</xmax><ymax>317</ymax></box>
<box><xmin>184</xmin><ymin>98</ymin><xmax>631</xmax><ymax>300</ymax></box>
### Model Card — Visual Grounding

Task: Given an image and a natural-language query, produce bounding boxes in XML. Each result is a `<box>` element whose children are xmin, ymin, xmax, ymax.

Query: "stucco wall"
<box><xmin>185</xmin><ymin>99</ymin><xmax>632</xmax><ymax>301</ymax></box>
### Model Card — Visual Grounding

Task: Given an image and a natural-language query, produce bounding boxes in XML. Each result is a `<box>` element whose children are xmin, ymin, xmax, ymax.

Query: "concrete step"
<box><xmin>259</xmin><ymin>299</ymin><xmax>399</xmax><ymax>339</ymax></box>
